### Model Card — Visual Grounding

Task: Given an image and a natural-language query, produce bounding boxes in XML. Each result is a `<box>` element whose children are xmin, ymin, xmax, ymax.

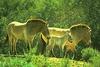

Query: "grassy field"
<box><xmin>0</xmin><ymin>46</ymin><xmax>100</xmax><ymax>67</ymax></box>
<box><xmin>0</xmin><ymin>54</ymin><xmax>92</xmax><ymax>67</ymax></box>
<box><xmin>0</xmin><ymin>0</ymin><xmax>100</xmax><ymax>67</ymax></box>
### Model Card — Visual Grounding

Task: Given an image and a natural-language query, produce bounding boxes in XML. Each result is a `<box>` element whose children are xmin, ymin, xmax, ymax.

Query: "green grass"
<box><xmin>0</xmin><ymin>45</ymin><xmax>99</xmax><ymax>67</ymax></box>
<box><xmin>1</xmin><ymin>47</ymin><xmax>100</xmax><ymax>67</ymax></box>
<box><xmin>0</xmin><ymin>56</ymin><xmax>33</xmax><ymax>67</ymax></box>
<box><xmin>0</xmin><ymin>55</ymin><xmax>91</xmax><ymax>67</ymax></box>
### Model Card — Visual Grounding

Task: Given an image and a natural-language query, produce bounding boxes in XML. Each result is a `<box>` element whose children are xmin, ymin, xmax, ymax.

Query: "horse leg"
<box><xmin>13</xmin><ymin>38</ymin><xmax>17</xmax><ymax>54</ymax></box>
<box><xmin>45</xmin><ymin>44</ymin><xmax>52</xmax><ymax>57</ymax></box>
<box><xmin>11</xmin><ymin>37</ymin><xmax>15</xmax><ymax>55</ymax></box>
<box><xmin>9</xmin><ymin>36</ymin><xmax>13</xmax><ymax>54</ymax></box>
<box><xmin>27</xmin><ymin>37</ymin><xmax>34</xmax><ymax>50</ymax></box>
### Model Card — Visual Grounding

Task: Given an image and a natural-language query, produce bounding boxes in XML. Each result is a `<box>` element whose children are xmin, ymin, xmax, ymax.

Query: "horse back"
<box><xmin>8</xmin><ymin>21</ymin><xmax>26</xmax><ymax>39</ymax></box>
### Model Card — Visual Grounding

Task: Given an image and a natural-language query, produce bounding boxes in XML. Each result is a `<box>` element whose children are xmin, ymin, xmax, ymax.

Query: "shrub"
<box><xmin>0</xmin><ymin>56</ymin><xmax>34</xmax><ymax>67</ymax></box>
<box><xmin>74</xmin><ymin>42</ymin><xmax>87</xmax><ymax>60</ymax></box>
<box><xmin>81</xmin><ymin>47</ymin><xmax>99</xmax><ymax>61</ymax></box>
<box><xmin>89</xmin><ymin>56</ymin><xmax>100</xmax><ymax>67</ymax></box>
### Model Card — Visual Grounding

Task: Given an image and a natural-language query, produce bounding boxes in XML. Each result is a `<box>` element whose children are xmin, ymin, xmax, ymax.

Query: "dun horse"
<box><xmin>69</xmin><ymin>24</ymin><xmax>91</xmax><ymax>46</ymax></box>
<box><xmin>63</xmin><ymin>24</ymin><xmax>91</xmax><ymax>57</ymax></box>
<box><xmin>41</xmin><ymin>27</ymin><xmax>72</xmax><ymax>57</ymax></box>
<box><xmin>41</xmin><ymin>24</ymin><xmax>91</xmax><ymax>57</ymax></box>
<box><xmin>7</xmin><ymin>19</ymin><xmax>50</xmax><ymax>54</ymax></box>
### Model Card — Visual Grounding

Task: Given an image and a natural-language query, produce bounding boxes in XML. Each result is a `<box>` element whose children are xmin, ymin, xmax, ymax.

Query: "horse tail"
<box><xmin>5</xmin><ymin>23</ymin><xmax>14</xmax><ymax>44</ymax></box>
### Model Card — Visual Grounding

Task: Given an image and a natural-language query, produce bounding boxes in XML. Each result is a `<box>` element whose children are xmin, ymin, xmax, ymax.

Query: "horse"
<box><xmin>41</xmin><ymin>24</ymin><xmax>91</xmax><ymax>57</ymax></box>
<box><xmin>6</xmin><ymin>19</ymin><xmax>50</xmax><ymax>54</ymax></box>
<box><xmin>62</xmin><ymin>24</ymin><xmax>91</xmax><ymax>58</ymax></box>
<box><xmin>40</xmin><ymin>27</ymin><xmax>71</xmax><ymax>57</ymax></box>
<box><xmin>69</xmin><ymin>24</ymin><xmax>91</xmax><ymax>46</ymax></box>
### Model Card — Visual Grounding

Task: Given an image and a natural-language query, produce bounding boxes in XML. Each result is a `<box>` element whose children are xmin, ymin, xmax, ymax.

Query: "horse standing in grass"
<box><xmin>62</xmin><ymin>24</ymin><xmax>91</xmax><ymax>58</ymax></box>
<box><xmin>40</xmin><ymin>27</ymin><xmax>71</xmax><ymax>57</ymax></box>
<box><xmin>69</xmin><ymin>24</ymin><xmax>91</xmax><ymax>46</ymax></box>
<box><xmin>41</xmin><ymin>24</ymin><xmax>91</xmax><ymax>57</ymax></box>
<box><xmin>7</xmin><ymin>19</ymin><xmax>50</xmax><ymax>54</ymax></box>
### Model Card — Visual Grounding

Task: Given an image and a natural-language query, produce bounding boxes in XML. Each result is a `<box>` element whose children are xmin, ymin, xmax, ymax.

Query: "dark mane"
<box><xmin>26</xmin><ymin>19</ymin><xmax>47</xmax><ymax>24</ymax></box>
<box><xmin>70</xmin><ymin>24</ymin><xmax>91</xmax><ymax>31</ymax></box>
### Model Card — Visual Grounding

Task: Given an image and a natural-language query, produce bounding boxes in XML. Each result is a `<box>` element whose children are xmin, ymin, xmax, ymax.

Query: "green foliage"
<box><xmin>0</xmin><ymin>0</ymin><xmax>99</xmax><ymax>50</ymax></box>
<box><xmin>0</xmin><ymin>1</ymin><xmax>100</xmax><ymax>66</ymax></box>
<box><xmin>0</xmin><ymin>56</ymin><xmax>34</xmax><ymax>67</ymax></box>
<box><xmin>0</xmin><ymin>17</ymin><xmax>7</xmax><ymax>38</ymax></box>
<box><xmin>0</xmin><ymin>54</ymin><xmax>91</xmax><ymax>67</ymax></box>
<box><xmin>31</xmin><ymin>55</ymin><xmax>47</xmax><ymax>67</ymax></box>
<box><xmin>89</xmin><ymin>56</ymin><xmax>100</xmax><ymax>67</ymax></box>
<box><xmin>81</xmin><ymin>48</ymin><xmax>99</xmax><ymax>61</ymax></box>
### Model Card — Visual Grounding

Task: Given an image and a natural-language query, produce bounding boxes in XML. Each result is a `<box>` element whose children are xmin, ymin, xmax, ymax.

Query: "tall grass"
<box><xmin>0</xmin><ymin>52</ymin><xmax>92</xmax><ymax>67</ymax></box>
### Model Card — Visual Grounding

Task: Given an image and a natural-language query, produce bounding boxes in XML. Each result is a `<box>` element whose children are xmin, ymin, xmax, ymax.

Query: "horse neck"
<box><xmin>42</xmin><ymin>29</ymin><xmax>50</xmax><ymax>38</ymax></box>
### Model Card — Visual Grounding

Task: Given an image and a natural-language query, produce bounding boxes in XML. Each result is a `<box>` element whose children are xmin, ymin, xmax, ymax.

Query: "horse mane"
<box><xmin>26</xmin><ymin>19</ymin><xmax>47</xmax><ymax>24</ymax></box>
<box><xmin>70</xmin><ymin>24</ymin><xmax>91</xmax><ymax>32</ymax></box>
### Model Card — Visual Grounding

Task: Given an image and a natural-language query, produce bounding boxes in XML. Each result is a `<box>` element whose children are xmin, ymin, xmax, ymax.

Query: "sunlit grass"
<box><xmin>1</xmin><ymin>47</ymin><xmax>100</xmax><ymax>67</ymax></box>
<box><xmin>0</xmin><ymin>54</ymin><xmax>92</xmax><ymax>67</ymax></box>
